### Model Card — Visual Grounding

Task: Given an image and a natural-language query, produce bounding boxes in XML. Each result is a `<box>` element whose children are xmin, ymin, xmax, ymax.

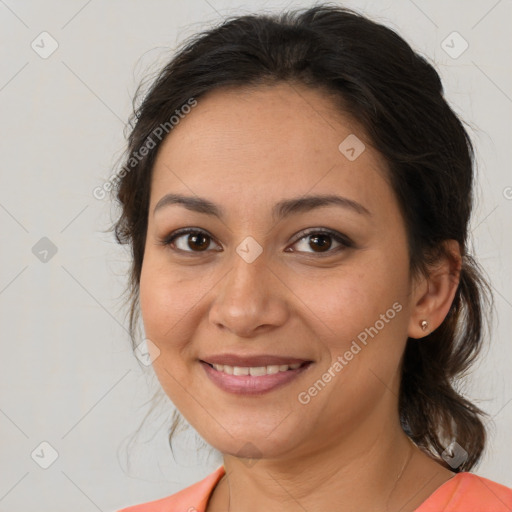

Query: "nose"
<box><xmin>208</xmin><ymin>249</ymin><xmax>290</xmax><ymax>337</ymax></box>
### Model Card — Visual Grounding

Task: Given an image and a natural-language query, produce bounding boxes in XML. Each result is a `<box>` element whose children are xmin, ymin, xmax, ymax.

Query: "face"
<box><xmin>139</xmin><ymin>82</ymin><xmax>417</xmax><ymax>462</ymax></box>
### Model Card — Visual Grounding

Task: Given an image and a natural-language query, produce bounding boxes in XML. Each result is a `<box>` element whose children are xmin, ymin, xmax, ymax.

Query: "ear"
<box><xmin>408</xmin><ymin>240</ymin><xmax>462</xmax><ymax>339</ymax></box>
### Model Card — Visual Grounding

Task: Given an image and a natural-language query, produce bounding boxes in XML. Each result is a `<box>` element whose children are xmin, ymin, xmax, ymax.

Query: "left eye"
<box><xmin>287</xmin><ymin>229</ymin><xmax>353</xmax><ymax>254</ymax></box>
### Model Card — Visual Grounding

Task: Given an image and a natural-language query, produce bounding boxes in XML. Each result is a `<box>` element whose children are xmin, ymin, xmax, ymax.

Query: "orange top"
<box><xmin>117</xmin><ymin>465</ymin><xmax>512</xmax><ymax>512</ymax></box>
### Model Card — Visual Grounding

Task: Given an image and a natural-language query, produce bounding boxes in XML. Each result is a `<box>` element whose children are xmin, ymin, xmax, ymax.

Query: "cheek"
<box><xmin>139</xmin><ymin>255</ymin><xmax>191</xmax><ymax>358</ymax></box>
<box><xmin>296</xmin><ymin>262</ymin><xmax>406</xmax><ymax>336</ymax></box>
<box><xmin>139</xmin><ymin>253</ymin><xmax>200</xmax><ymax>341</ymax></box>
<box><xmin>139</xmin><ymin>262</ymin><xmax>168</xmax><ymax>341</ymax></box>
<box><xmin>294</xmin><ymin>269</ymin><xmax>408</xmax><ymax>413</ymax></box>
<box><xmin>139</xmin><ymin>258</ymin><xmax>199</xmax><ymax>406</ymax></box>
<box><xmin>292</xmin><ymin>254</ymin><xmax>411</xmax><ymax>395</ymax></box>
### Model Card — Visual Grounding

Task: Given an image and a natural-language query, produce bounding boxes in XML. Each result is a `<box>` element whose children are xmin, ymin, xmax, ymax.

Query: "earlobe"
<box><xmin>407</xmin><ymin>240</ymin><xmax>462</xmax><ymax>339</ymax></box>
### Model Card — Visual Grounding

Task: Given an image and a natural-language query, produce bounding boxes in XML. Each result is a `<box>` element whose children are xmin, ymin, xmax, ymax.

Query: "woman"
<box><xmin>112</xmin><ymin>4</ymin><xmax>512</xmax><ymax>511</ymax></box>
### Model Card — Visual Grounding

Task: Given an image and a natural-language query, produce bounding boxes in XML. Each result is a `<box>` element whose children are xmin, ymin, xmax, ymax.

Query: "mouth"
<box><xmin>199</xmin><ymin>359</ymin><xmax>314</xmax><ymax>395</ymax></box>
<box><xmin>200</xmin><ymin>359</ymin><xmax>312</xmax><ymax>376</ymax></box>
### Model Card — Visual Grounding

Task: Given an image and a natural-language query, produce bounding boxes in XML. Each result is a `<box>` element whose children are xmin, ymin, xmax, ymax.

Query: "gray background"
<box><xmin>0</xmin><ymin>0</ymin><xmax>511</xmax><ymax>511</ymax></box>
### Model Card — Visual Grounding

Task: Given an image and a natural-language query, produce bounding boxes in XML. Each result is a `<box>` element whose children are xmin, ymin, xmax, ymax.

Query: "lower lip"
<box><xmin>200</xmin><ymin>361</ymin><xmax>313</xmax><ymax>395</ymax></box>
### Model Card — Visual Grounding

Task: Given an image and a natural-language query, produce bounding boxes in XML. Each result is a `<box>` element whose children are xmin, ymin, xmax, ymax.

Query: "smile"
<box><xmin>200</xmin><ymin>360</ymin><xmax>313</xmax><ymax>395</ymax></box>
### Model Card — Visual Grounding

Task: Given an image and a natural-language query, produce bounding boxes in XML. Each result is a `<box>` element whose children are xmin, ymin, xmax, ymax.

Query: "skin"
<box><xmin>139</xmin><ymin>81</ymin><xmax>461</xmax><ymax>512</ymax></box>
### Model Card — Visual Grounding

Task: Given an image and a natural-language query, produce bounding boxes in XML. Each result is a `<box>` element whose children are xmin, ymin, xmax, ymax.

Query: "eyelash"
<box><xmin>158</xmin><ymin>227</ymin><xmax>354</xmax><ymax>256</ymax></box>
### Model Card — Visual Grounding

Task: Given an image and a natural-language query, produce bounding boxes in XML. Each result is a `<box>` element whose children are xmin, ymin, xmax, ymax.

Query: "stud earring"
<box><xmin>420</xmin><ymin>320</ymin><xmax>429</xmax><ymax>331</ymax></box>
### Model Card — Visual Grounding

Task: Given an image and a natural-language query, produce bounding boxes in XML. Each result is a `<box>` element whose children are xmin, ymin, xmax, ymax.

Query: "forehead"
<box><xmin>149</xmin><ymin>82</ymin><xmax>393</xmax><ymax>218</ymax></box>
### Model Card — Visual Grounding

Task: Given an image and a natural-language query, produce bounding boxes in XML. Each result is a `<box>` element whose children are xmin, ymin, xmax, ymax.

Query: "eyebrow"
<box><xmin>153</xmin><ymin>193</ymin><xmax>371</xmax><ymax>220</ymax></box>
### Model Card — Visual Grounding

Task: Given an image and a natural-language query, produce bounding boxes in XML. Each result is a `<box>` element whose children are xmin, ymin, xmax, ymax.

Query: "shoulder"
<box><xmin>417</xmin><ymin>472</ymin><xmax>512</xmax><ymax>512</ymax></box>
<box><xmin>446</xmin><ymin>473</ymin><xmax>512</xmax><ymax>511</ymax></box>
<box><xmin>116</xmin><ymin>465</ymin><xmax>225</xmax><ymax>512</ymax></box>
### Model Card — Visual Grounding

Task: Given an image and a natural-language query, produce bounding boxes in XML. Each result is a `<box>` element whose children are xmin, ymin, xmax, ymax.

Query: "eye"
<box><xmin>158</xmin><ymin>227</ymin><xmax>353</xmax><ymax>256</ymax></box>
<box><xmin>159</xmin><ymin>228</ymin><xmax>221</xmax><ymax>253</ymax></box>
<box><xmin>286</xmin><ymin>228</ymin><xmax>353</xmax><ymax>255</ymax></box>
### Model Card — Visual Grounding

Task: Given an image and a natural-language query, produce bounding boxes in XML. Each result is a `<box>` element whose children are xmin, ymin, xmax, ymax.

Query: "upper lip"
<box><xmin>200</xmin><ymin>354</ymin><xmax>312</xmax><ymax>367</ymax></box>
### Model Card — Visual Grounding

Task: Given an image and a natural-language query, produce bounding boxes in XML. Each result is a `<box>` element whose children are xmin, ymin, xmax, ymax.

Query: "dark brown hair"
<box><xmin>109</xmin><ymin>3</ymin><xmax>492</xmax><ymax>471</ymax></box>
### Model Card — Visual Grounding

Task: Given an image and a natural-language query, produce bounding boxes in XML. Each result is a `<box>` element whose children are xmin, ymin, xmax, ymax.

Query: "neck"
<box><xmin>208</xmin><ymin>420</ymin><xmax>454</xmax><ymax>512</ymax></box>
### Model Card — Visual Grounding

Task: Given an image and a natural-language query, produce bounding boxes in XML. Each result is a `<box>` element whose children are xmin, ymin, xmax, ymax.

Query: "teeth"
<box><xmin>233</xmin><ymin>366</ymin><xmax>249</xmax><ymax>376</ymax></box>
<box><xmin>248</xmin><ymin>366</ymin><xmax>266</xmax><ymax>376</ymax></box>
<box><xmin>211</xmin><ymin>362</ymin><xmax>304</xmax><ymax>375</ymax></box>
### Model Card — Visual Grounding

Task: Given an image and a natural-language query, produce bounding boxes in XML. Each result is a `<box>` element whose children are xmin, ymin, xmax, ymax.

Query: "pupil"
<box><xmin>190</xmin><ymin>233</ymin><xmax>209</xmax><ymax>251</ymax></box>
<box><xmin>310</xmin><ymin>234</ymin><xmax>331</xmax><ymax>252</ymax></box>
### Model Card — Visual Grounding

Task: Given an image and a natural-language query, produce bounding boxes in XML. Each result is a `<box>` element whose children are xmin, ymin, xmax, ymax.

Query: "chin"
<box><xmin>200</xmin><ymin>423</ymin><xmax>303</xmax><ymax>461</ymax></box>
